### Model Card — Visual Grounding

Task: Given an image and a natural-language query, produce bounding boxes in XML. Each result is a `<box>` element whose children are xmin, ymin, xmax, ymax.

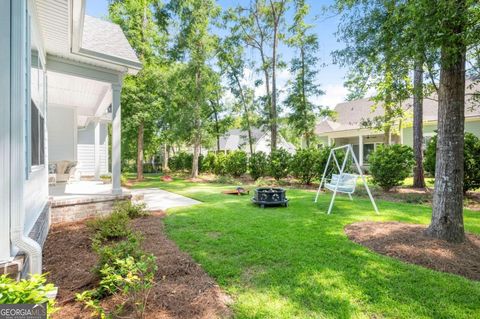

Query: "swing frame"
<box><xmin>314</xmin><ymin>144</ymin><xmax>379</xmax><ymax>215</ymax></box>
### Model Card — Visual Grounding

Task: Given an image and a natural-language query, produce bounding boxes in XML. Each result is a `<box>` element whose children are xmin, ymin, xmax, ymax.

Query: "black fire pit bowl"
<box><xmin>252</xmin><ymin>187</ymin><xmax>288</xmax><ymax>208</ymax></box>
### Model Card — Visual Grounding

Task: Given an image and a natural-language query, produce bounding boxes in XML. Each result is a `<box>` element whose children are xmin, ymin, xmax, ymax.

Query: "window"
<box><xmin>363</xmin><ymin>144</ymin><xmax>375</xmax><ymax>163</ymax></box>
<box><xmin>31</xmin><ymin>100</ymin><xmax>45</xmax><ymax>166</ymax></box>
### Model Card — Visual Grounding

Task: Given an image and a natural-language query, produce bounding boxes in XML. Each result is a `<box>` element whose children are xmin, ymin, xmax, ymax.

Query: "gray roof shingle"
<box><xmin>316</xmin><ymin>85</ymin><xmax>480</xmax><ymax>134</ymax></box>
<box><xmin>81</xmin><ymin>15</ymin><xmax>141</xmax><ymax>66</ymax></box>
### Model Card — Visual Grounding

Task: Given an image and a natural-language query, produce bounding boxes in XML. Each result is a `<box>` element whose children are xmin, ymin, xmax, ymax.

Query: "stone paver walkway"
<box><xmin>130</xmin><ymin>188</ymin><xmax>200</xmax><ymax>212</ymax></box>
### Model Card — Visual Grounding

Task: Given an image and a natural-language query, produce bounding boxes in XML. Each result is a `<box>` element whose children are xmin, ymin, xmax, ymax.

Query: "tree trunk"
<box><xmin>136</xmin><ymin>121</ymin><xmax>144</xmax><ymax>181</ymax></box>
<box><xmin>192</xmin><ymin>136</ymin><xmax>200</xmax><ymax>178</ymax></box>
<box><xmin>191</xmin><ymin>70</ymin><xmax>202</xmax><ymax>178</ymax></box>
<box><xmin>162</xmin><ymin>144</ymin><xmax>169</xmax><ymax>172</ymax></box>
<box><xmin>271</xmin><ymin>20</ymin><xmax>278</xmax><ymax>153</ymax></box>
<box><xmin>233</xmin><ymin>74</ymin><xmax>254</xmax><ymax>155</ymax></box>
<box><xmin>426</xmin><ymin>44</ymin><xmax>466</xmax><ymax>243</ymax></box>
<box><xmin>413</xmin><ymin>59</ymin><xmax>426</xmax><ymax>188</ymax></box>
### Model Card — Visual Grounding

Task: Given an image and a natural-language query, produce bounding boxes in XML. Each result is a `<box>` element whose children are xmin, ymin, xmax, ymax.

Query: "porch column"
<box><xmin>328</xmin><ymin>137</ymin><xmax>332</xmax><ymax>146</ymax></box>
<box><xmin>94</xmin><ymin>121</ymin><xmax>100</xmax><ymax>180</ymax></box>
<box><xmin>359</xmin><ymin>135</ymin><xmax>364</xmax><ymax>166</ymax></box>
<box><xmin>0</xmin><ymin>0</ymin><xmax>11</xmax><ymax>262</ymax></box>
<box><xmin>112</xmin><ymin>83</ymin><xmax>122</xmax><ymax>194</ymax></box>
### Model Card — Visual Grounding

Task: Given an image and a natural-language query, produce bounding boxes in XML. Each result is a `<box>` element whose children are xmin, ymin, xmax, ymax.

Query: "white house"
<box><xmin>217</xmin><ymin>127</ymin><xmax>296</xmax><ymax>155</ymax></box>
<box><xmin>0</xmin><ymin>0</ymin><xmax>141</xmax><ymax>278</ymax></box>
<box><xmin>314</xmin><ymin>90</ymin><xmax>480</xmax><ymax>166</ymax></box>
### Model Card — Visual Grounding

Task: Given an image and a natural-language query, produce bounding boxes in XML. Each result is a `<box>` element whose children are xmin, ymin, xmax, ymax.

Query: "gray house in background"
<box><xmin>217</xmin><ymin>127</ymin><xmax>296</xmax><ymax>155</ymax></box>
<box><xmin>0</xmin><ymin>0</ymin><xmax>140</xmax><ymax>278</ymax></box>
<box><xmin>315</xmin><ymin>90</ymin><xmax>480</xmax><ymax>166</ymax></box>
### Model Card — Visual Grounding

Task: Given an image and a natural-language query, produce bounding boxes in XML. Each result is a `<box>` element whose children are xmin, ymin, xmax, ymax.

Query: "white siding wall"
<box><xmin>47</xmin><ymin>106</ymin><xmax>76</xmax><ymax>161</ymax></box>
<box><xmin>77</xmin><ymin>122</ymin><xmax>109</xmax><ymax>176</ymax></box>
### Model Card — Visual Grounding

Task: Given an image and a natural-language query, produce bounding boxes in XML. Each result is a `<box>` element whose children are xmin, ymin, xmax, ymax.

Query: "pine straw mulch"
<box><xmin>345</xmin><ymin>221</ymin><xmax>480</xmax><ymax>281</ymax></box>
<box><xmin>42</xmin><ymin>213</ymin><xmax>232</xmax><ymax>319</ymax></box>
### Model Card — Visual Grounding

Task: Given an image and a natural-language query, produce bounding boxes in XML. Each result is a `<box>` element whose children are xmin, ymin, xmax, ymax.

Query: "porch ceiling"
<box><xmin>46</xmin><ymin>71</ymin><xmax>112</xmax><ymax>127</ymax></box>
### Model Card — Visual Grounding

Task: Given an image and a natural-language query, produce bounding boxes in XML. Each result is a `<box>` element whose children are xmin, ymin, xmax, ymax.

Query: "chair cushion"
<box><xmin>48</xmin><ymin>163</ymin><xmax>57</xmax><ymax>174</ymax></box>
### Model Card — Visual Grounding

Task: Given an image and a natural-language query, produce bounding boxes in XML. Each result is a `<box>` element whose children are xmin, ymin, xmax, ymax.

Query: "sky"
<box><xmin>86</xmin><ymin>0</ymin><xmax>349</xmax><ymax>109</ymax></box>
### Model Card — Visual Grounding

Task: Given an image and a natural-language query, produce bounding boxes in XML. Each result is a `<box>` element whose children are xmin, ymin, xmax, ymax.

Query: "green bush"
<box><xmin>202</xmin><ymin>152</ymin><xmax>217</xmax><ymax>173</ymax></box>
<box><xmin>87</xmin><ymin>211</ymin><xmax>131</xmax><ymax>242</ymax></box>
<box><xmin>424</xmin><ymin>133</ymin><xmax>480</xmax><ymax>192</ymax></box>
<box><xmin>290</xmin><ymin>148</ymin><xmax>321</xmax><ymax>185</ymax></box>
<box><xmin>214</xmin><ymin>152</ymin><xmax>228</xmax><ymax>175</ymax></box>
<box><xmin>92</xmin><ymin>232</ymin><xmax>144</xmax><ymax>277</ymax></box>
<box><xmin>248</xmin><ymin>152</ymin><xmax>269</xmax><ymax>180</ymax></box>
<box><xmin>424</xmin><ymin>135</ymin><xmax>437</xmax><ymax>177</ymax></box>
<box><xmin>368</xmin><ymin>144</ymin><xmax>415</xmax><ymax>191</ymax></box>
<box><xmin>169</xmin><ymin>151</ymin><xmax>192</xmax><ymax>171</ymax></box>
<box><xmin>0</xmin><ymin>274</ymin><xmax>57</xmax><ymax>317</ymax></box>
<box><xmin>268</xmin><ymin>149</ymin><xmax>292</xmax><ymax>180</ymax></box>
<box><xmin>77</xmin><ymin>253</ymin><xmax>157</xmax><ymax>318</ymax></box>
<box><xmin>115</xmin><ymin>201</ymin><xmax>148</xmax><ymax>219</ymax></box>
<box><xmin>225</xmin><ymin>150</ymin><xmax>248</xmax><ymax>177</ymax></box>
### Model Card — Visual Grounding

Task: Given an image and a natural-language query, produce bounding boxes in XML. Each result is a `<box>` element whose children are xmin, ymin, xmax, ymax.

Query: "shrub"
<box><xmin>92</xmin><ymin>232</ymin><xmax>144</xmax><ymax>277</ymax></box>
<box><xmin>268</xmin><ymin>149</ymin><xmax>292</xmax><ymax>180</ymax></box>
<box><xmin>214</xmin><ymin>152</ymin><xmax>228</xmax><ymax>175</ymax></box>
<box><xmin>214</xmin><ymin>175</ymin><xmax>236</xmax><ymax>184</ymax></box>
<box><xmin>424</xmin><ymin>135</ymin><xmax>437</xmax><ymax>177</ymax></box>
<box><xmin>0</xmin><ymin>274</ymin><xmax>57</xmax><ymax>317</ymax></box>
<box><xmin>77</xmin><ymin>254</ymin><xmax>157</xmax><ymax>319</ymax></box>
<box><xmin>290</xmin><ymin>148</ymin><xmax>320</xmax><ymax>185</ymax></box>
<box><xmin>115</xmin><ymin>201</ymin><xmax>148</xmax><ymax>219</ymax></box>
<box><xmin>425</xmin><ymin>133</ymin><xmax>480</xmax><ymax>192</ymax></box>
<box><xmin>225</xmin><ymin>150</ymin><xmax>248</xmax><ymax>177</ymax></box>
<box><xmin>368</xmin><ymin>144</ymin><xmax>415</xmax><ymax>191</ymax></box>
<box><xmin>248</xmin><ymin>152</ymin><xmax>269</xmax><ymax>180</ymax></box>
<box><xmin>87</xmin><ymin>211</ymin><xmax>131</xmax><ymax>242</ymax></box>
<box><xmin>202</xmin><ymin>152</ymin><xmax>217</xmax><ymax>173</ymax></box>
<box><xmin>169</xmin><ymin>151</ymin><xmax>192</xmax><ymax>171</ymax></box>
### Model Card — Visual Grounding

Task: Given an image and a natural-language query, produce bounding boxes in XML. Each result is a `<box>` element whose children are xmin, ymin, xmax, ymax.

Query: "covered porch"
<box><xmin>45</xmin><ymin>57</ymin><xmax>123</xmax><ymax>195</ymax></box>
<box><xmin>324</xmin><ymin>130</ymin><xmax>402</xmax><ymax>166</ymax></box>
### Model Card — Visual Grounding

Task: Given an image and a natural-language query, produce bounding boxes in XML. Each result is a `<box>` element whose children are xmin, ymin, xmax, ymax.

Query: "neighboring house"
<box><xmin>315</xmin><ymin>88</ymin><xmax>480</xmax><ymax>166</ymax></box>
<box><xmin>217</xmin><ymin>128</ymin><xmax>296</xmax><ymax>155</ymax></box>
<box><xmin>0</xmin><ymin>0</ymin><xmax>141</xmax><ymax>278</ymax></box>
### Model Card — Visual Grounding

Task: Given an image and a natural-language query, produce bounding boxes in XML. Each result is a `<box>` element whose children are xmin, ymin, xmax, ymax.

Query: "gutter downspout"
<box><xmin>10</xmin><ymin>0</ymin><xmax>42</xmax><ymax>276</ymax></box>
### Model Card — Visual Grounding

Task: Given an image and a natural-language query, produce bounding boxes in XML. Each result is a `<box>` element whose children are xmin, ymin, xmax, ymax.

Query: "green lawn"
<box><xmin>133</xmin><ymin>175</ymin><xmax>480</xmax><ymax>319</ymax></box>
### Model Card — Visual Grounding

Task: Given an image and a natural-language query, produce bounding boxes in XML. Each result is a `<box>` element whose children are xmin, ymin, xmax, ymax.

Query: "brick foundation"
<box><xmin>50</xmin><ymin>193</ymin><xmax>132</xmax><ymax>224</ymax></box>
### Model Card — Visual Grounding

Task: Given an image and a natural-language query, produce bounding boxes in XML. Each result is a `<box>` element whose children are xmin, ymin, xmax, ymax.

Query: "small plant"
<box><xmin>121</xmin><ymin>174</ymin><xmax>128</xmax><ymax>186</ymax></box>
<box><xmin>92</xmin><ymin>232</ymin><xmax>144</xmax><ymax>274</ymax></box>
<box><xmin>368</xmin><ymin>144</ymin><xmax>415</xmax><ymax>191</ymax></box>
<box><xmin>87</xmin><ymin>211</ymin><xmax>131</xmax><ymax>242</ymax></box>
<box><xmin>225</xmin><ymin>150</ymin><xmax>248</xmax><ymax>177</ymax></box>
<box><xmin>0</xmin><ymin>274</ymin><xmax>57</xmax><ymax>317</ymax></box>
<box><xmin>248</xmin><ymin>152</ymin><xmax>269</xmax><ymax>180</ymax></box>
<box><xmin>77</xmin><ymin>254</ymin><xmax>157</xmax><ymax>319</ymax></box>
<box><xmin>425</xmin><ymin>133</ymin><xmax>480</xmax><ymax>193</ymax></box>
<box><xmin>214</xmin><ymin>175</ymin><xmax>236</xmax><ymax>184</ymax></box>
<box><xmin>268</xmin><ymin>149</ymin><xmax>292</xmax><ymax>181</ymax></box>
<box><xmin>290</xmin><ymin>148</ymin><xmax>320</xmax><ymax>185</ymax></box>
<box><xmin>115</xmin><ymin>201</ymin><xmax>148</xmax><ymax>219</ymax></box>
<box><xmin>100</xmin><ymin>174</ymin><xmax>111</xmax><ymax>183</ymax></box>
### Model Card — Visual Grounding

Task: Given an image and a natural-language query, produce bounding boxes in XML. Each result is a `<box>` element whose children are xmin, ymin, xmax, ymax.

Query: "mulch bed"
<box><xmin>345</xmin><ymin>221</ymin><xmax>480</xmax><ymax>281</ymax></box>
<box><xmin>43</xmin><ymin>214</ymin><xmax>232</xmax><ymax>319</ymax></box>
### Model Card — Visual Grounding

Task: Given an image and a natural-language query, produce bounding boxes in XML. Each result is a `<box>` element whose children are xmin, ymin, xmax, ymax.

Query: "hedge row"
<box><xmin>168</xmin><ymin>148</ymin><xmax>345</xmax><ymax>184</ymax></box>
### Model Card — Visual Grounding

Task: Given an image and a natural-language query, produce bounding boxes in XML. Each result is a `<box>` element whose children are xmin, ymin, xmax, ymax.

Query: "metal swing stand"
<box><xmin>314</xmin><ymin>144</ymin><xmax>379</xmax><ymax>215</ymax></box>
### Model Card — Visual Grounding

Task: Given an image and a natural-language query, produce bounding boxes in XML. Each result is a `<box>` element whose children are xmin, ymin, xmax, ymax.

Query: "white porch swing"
<box><xmin>314</xmin><ymin>144</ymin><xmax>379</xmax><ymax>215</ymax></box>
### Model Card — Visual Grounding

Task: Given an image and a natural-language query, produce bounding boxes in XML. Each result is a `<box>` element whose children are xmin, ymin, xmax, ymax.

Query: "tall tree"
<box><xmin>109</xmin><ymin>0</ymin><xmax>167</xmax><ymax>180</ymax></box>
<box><xmin>335</xmin><ymin>0</ymin><xmax>480</xmax><ymax>242</ymax></box>
<box><xmin>229</xmin><ymin>0</ymin><xmax>289</xmax><ymax>153</ymax></box>
<box><xmin>169</xmin><ymin>0</ymin><xmax>220</xmax><ymax>177</ymax></box>
<box><xmin>285</xmin><ymin>0</ymin><xmax>326</xmax><ymax>148</ymax></box>
<box><xmin>217</xmin><ymin>33</ymin><xmax>256</xmax><ymax>154</ymax></box>
<box><xmin>334</xmin><ymin>0</ymin><xmax>411</xmax><ymax>145</ymax></box>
